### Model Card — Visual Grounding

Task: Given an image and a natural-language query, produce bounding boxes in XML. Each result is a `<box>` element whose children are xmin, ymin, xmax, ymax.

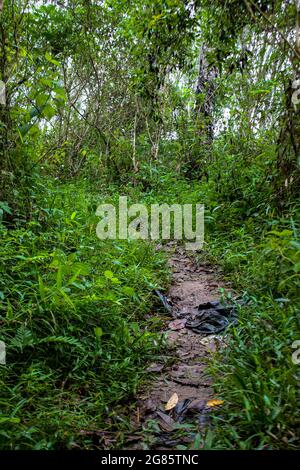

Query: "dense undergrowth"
<box><xmin>0</xmin><ymin>178</ymin><xmax>169</xmax><ymax>449</ymax></box>
<box><xmin>202</xmin><ymin>146</ymin><xmax>300</xmax><ymax>450</ymax></box>
<box><xmin>205</xmin><ymin>199</ymin><xmax>300</xmax><ymax>449</ymax></box>
<box><xmin>1</xmin><ymin>152</ymin><xmax>299</xmax><ymax>450</ymax></box>
<box><xmin>120</xmin><ymin>147</ymin><xmax>300</xmax><ymax>450</ymax></box>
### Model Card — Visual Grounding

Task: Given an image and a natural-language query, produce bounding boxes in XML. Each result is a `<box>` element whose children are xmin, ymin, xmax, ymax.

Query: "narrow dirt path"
<box><xmin>128</xmin><ymin>243</ymin><xmax>231</xmax><ymax>449</ymax></box>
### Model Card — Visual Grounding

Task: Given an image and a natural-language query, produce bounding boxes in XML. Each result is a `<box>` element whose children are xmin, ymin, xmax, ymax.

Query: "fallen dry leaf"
<box><xmin>156</xmin><ymin>410</ymin><xmax>175</xmax><ymax>432</ymax></box>
<box><xmin>187</xmin><ymin>399</ymin><xmax>206</xmax><ymax>413</ymax></box>
<box><xmin>168</xmin><ymin>319</ymin><xmax>187</xmax><ymax>330</ymax></box>
<box><xmin>206</xmin><ymin>399</ymin><xmax>224</xmax><ymax>408</ymax></box>
<box><xmin>140</xmin><ymin>398</ymin><xmax>157</xmax><ymax>413</ymax></box>
<box><xmin>146</xmin><ymin>363</ymin><xmax>164</xmax><ymax>373</ymax></box>
<box><xmin>165</xmin><ymin>392</ymin><xmax>179</xmax><ymax>411</ymax></box>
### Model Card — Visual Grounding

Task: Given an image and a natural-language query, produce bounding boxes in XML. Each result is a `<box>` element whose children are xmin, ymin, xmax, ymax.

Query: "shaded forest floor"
<box><xmin>128</xmin><ymin>243</ymin><xmax>232</xmax><ymax>450</ymax></box>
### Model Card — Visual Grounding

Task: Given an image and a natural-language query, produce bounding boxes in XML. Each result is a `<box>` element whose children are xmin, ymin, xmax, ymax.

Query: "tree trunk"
<box><xmin>191</xmin><ymin>44</ymin><xmax>218</xmax><ymax>177</ymax></box>
<box><xmin>275</xmin><ymin>77</ymin><xmax>300</xmax><ymax>206</ymax></box>
<box><xmin>0</xmin><ymin>1</ymin><xmax>12</xmax><ymax>203</ymax></box>
<box><xmin>275</xmin><ymin>9</ymin><xmax>300</xmax><ymax>207</ymax></box>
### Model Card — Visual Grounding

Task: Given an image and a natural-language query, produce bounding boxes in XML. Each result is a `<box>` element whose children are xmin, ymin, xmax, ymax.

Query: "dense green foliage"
<box><xmin>0</xmin><ymin>0</ymin><xmax>299</xmax><ymax>450</ymax></box>
<box><xmin>0</xmin><ymin>180</ymin><xmax>169</xmax><ymax>448</ymax></box>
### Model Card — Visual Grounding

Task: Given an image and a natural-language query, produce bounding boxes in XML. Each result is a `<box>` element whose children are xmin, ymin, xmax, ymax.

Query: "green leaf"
<box><xmin>104</xmin><ymin>270</ymin><xmax>114</xmax><ymax>279</ymax></box>
<box><xmin>94</xmin><ymin>327</ymin><xmax>103</xmax><ymax>338</ymax></box>
<box><xmin>36</xmin><ymin>93</ymin><xmax>49</xmax><ymax>107</ymax></box>
<box><xmin>45</xmin><ymin>51</ymin><xmax>60</xmax><ymax>67</ymax></box>
<box><xmin>0</xmin><ymin>417</ymin><xmax>21</xmax><ymax>424</ymax></box>
<box><xmin>122</xmin><ymin>286</ymin><xmax>135</xmax><ymax>296</ymax></box>
<box><xmin>42</xmin><ymin>104</ymin><xmax>56</xmax><ymax>120</ymax></box>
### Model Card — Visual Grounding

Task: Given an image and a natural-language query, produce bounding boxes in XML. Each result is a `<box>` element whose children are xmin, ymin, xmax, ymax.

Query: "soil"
<box><xmin>126</xmin><ymin>243</ymin><xmax>231</xmax><ymax>449</ymax></box>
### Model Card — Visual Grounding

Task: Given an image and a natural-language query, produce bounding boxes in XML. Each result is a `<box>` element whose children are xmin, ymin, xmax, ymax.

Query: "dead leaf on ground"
<box><xmin>141</xmin><ymin>398</ymin><xmax>157</xmax><ymax>413</ymax></box>
<box><xmin>199</xmin><ymin>335</ymin><xmax>228</xmax><ymax>352</ymax></box>
<box><xmin>206</xmin><ymin>399</ymin><xmax>224</xmax><ymax>408</ymax></box>
<box><xmin>146</xmin><ymin>363</ymin><xmax>164</xmax><ymax>373</ymax></box>
<box><xmin>156</xmin><ymin>410</ymin><xmax>175</xmax><ymax>432</ymax></box>
<box><xmin>187</xmin><ymin>399</ymin><xmax>206</xmax><ymax>413</ymax></box>
<box><xmin>165</xmin><ymin>392</ymin><xmax>179</xmax><ymax>410</ymax></box>
<box><xmin>168</xmin><ymin>319</ymin><xmax>187</xmax><ymax>330</ymax></box>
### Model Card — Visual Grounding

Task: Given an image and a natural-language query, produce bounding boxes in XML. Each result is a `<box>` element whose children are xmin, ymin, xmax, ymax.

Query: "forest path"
<box><xmin>128</xmin><ymin>242</ymin><xmax>231</xmax><ymax>449</ymax></box>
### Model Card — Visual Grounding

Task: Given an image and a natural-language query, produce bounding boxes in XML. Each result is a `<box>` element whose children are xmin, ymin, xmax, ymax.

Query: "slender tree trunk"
<box><xmin>0</xmin><ymin>1</ymin><xmax>12</xmax><ymax>202</ymax></box>
<box><xmin>192</xmin><ymin>44</ymin><xmax>218</xmax><ymax>177</ymax></box>
<box><xmin>195</xmin><ymin>44</ymin><xmax>216</xmax><ymax>143</ymax></box>
<box><xmin>132</xmin><ymin>96</ymin><xmax>139</xmax><ymax>174</ymax></box>
<box><xmin>151</xmin><ymin>126</ymin><xmax>161</xmax><ymax>161</ymax></box>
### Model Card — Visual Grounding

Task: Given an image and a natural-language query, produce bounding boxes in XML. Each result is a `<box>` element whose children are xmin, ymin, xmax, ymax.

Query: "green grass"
<box><xmin>199</xmin><ymin>191</ymin><xmax>300</xmax><ymax>449</ymax></box>
<box><xmin>0</xmin><ymin>178</ymin><xmax>169</xmax><ymax>449</ymax></box>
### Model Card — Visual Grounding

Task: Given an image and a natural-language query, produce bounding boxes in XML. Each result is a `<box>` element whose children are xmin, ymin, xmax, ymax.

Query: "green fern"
<box><xmin>38</xmin><ymin>335</ymin><xmax>84</xmax><ymax>350</ymax></box>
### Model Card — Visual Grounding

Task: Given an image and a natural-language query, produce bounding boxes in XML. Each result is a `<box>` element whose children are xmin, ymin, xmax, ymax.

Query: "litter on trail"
<box><xmin>155</xmin><ymin>287</ymin><xmax>241</xmax><ymax>335</ymax></box>
<box><xmin>154</xmin><ymin>289</ymin><xmax>173</xmax><ymax>313</ymax></box>
<box><xmin>185</xmin><ymin>300</ymin><xmax>239</xmax><ymax>335</ymax></box>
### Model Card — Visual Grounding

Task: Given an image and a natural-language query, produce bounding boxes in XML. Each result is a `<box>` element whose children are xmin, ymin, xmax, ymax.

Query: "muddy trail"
<box><xmin>125</xmin><ymin>243</ymin><xmax>233</xmax><ymax>450</ymax></box>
